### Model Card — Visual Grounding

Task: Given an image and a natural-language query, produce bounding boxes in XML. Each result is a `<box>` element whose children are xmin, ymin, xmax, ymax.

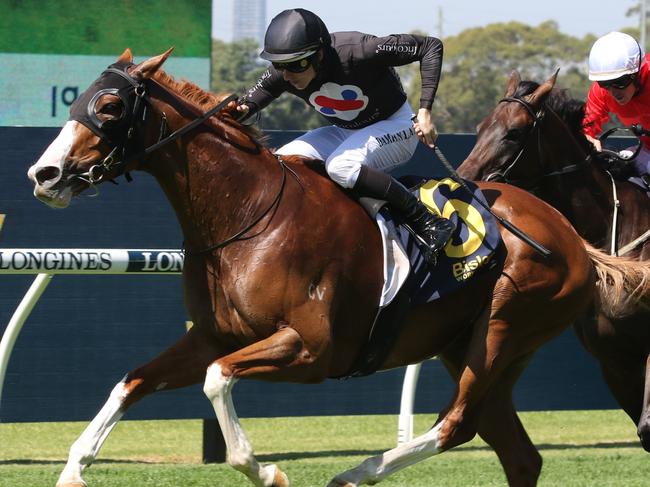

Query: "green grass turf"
<box><xmin>0</xmin><ymin>410</ymin><xmax>646</xmax><ymax>486</ymax></box>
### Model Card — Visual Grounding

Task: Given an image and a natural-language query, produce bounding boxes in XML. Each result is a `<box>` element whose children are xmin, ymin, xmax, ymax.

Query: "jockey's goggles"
<box><xmin>598</xmin><ymin>74</ymin><xmax>635</xmax><ymax>90</ymax></box>
<box><xmin>272</xmin><ymin>57</ymin><xmax>312</xmax><ymax>73</ymax></box>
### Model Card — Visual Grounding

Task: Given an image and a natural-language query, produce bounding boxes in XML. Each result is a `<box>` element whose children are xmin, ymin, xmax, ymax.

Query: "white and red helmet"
<box><xmin>588</xmin><ymin>32</ymin><xmax>644</xmax><ymax>81</ymax></box>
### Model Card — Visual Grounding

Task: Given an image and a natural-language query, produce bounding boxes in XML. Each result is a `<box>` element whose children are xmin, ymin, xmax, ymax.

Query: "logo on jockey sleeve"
<box><xmin>309</xmin><ymin>82</ymin><xmax>368</xmax><ymax>121</ymax></box>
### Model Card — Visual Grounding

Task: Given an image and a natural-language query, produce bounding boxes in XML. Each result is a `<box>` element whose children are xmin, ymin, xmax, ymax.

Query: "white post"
<box><xmin>397</xmin><ymin>362</ymin><xmax>422</xmax><ymax>445</ymax></box>
<box><xmin>0</xmin><ymin>273</ymin><xmax>53</xmax><ymax>407</ymax></box>
<box><xmin>0</xmin><ymin>248</ymin><xmax>184</xmax><ymax>415</ymax></box>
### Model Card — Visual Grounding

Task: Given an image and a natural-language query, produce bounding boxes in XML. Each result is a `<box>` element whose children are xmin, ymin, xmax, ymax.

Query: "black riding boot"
<box><xmin>355</xmin><ymin>166</ymin><xmax>456</xmax><ymax>265</ymax></box>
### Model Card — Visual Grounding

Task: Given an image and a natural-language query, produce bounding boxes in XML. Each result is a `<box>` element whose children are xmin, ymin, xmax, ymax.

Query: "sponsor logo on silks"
<box><xmin>126</xmin><ymin>251</ymin><xmax>184</xmax><ymax>272</ymax></box>
<box><xmin>376</xmin><ymin>127</ymin><xmax>415</xmax><ymax>147</ymax></box>
<box><xmin>376</xmin><ymin>43</ymin><xmax>417</xmax><ymax>55</ymax></box>
<box><xmin>309</xmin><ymin>82</ymin><xmax>369</xmax><ymax>121</ymax></box>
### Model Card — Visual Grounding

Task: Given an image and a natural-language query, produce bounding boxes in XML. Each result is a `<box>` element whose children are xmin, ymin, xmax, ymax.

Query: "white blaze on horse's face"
<box><xmin>27</xmin><ymin>121</ymin><xmax>79</xmax><ymax>209</ymax></box>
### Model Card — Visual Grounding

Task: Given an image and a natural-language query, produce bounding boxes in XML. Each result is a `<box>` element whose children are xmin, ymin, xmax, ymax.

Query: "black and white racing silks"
<box><xmin>242</xmin><ymin>31</ymin><xmax>443</xmax><ymax>130</ymax></box>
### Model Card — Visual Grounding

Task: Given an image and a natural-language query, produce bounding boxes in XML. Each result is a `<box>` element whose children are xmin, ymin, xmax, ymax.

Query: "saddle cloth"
<box><xmin>376</xmin><ymin>177</ymin><xmax>504</xmax><ymax>307</ymax></box>
<box><xmin>343</xmin><ymin>176</ymin><xmax>504</xmax><ymax>378</ymax></box>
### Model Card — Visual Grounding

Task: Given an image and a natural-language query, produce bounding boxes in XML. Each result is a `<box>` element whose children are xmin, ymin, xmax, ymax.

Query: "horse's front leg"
<box><xmin>57</xmin><ymin>326</ymin><xmax>220</xmax><ymax>487</ymax></box>
<box><xmin>203</xmin><ymin>326</ymin><xmax>319</xmax><ymax>487</ymax></box>
<box><xmin>637</xmin><ymin>353</ymin><xmax>650</xmax><ymax>452</ymax></box>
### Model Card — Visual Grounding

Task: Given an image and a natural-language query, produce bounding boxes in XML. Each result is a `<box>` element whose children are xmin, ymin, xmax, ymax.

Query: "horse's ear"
<box><xmin>527</xmin><ymin>69</ymin><xmax>559</xmax><ymax>107</ymax></box>
<box><xmin>118</xmin><ymin>48</ymin><xmax>134</xmax><ymax>64</ymax></box>
<box><xmin>130</xmin><ymin>47</ymin><xmax>174</xmax><ymax>80</ymax></box>
<box><xmin>504</xmin><ymin>70</ymin><xmax>521</xmax><ymax>97</ymax></box>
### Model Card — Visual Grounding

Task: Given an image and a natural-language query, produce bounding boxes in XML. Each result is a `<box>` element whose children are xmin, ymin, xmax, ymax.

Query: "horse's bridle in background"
<box><xmin>488</xmin><ymin>96</ymin><xmax>591</xmax><ymax>189</ymax></box>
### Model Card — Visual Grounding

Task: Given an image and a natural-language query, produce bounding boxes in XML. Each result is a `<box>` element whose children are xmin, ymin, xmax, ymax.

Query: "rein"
<box><xmin>186</xmin><ymin>155</ymin><xmax>293</xmax><ymax>256</ymax></box>
<box><xmin>74</xmin><ymin>63</ymin><xmax>294</xmax><ymax>255</ymax></box>
<box><xmin>79</xmin><ymin>66</ymin><xmax>260</xmax><ymax>184</ymax></box>
<box><xmin>83</xmin><ymin>91</ymin><xmax>242</xmax><ymax>183</ymax></box>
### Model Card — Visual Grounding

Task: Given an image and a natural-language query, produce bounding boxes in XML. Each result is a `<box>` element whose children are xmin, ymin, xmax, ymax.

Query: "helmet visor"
<box><xmin>272</xmin><ymin>56</ymin><xmax>313</xmax><ymax>73</ymax></box>
<box><xmin>597</xmin><ymin>74</ymin><xmax>635</xmax><ymax>90</ymax></box>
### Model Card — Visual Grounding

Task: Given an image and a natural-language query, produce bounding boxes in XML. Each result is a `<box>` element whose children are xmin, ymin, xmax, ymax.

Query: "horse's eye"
<box><xmin>100</xmin><ymin>103</ymin><xmax>124</xmax><ymax>118</ymax></box>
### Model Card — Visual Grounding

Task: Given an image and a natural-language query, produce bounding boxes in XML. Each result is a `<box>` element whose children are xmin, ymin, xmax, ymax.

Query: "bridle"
<box><xmin>496</xmin><ymin>94</ymin><xmax>650</xmax><ymax>257</ymax></box>
<box><xmin>486</xmin><ymin>96</ymin><xmax>591</xmax><ymax>188</ymax></box>
<box><xmin>69</xmin><ymin>62</ymin><xmax>260</xmax><ymax>185</ymax></box>
<box><xmin>68</xmin><ymin>61</ymin><xmax>295</xmax><ymax>255</ymax></box>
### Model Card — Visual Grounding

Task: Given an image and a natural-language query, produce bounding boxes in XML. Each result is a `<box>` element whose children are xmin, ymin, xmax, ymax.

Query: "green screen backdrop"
<box><xmin>0</xmin><ymin>0</ymin><xmax>211</xmax><ymax>126</ymax></box>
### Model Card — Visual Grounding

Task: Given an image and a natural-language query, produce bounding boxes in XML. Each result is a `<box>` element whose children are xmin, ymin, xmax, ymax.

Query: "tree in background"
<box><xmin>401</xmin><ymin>21</ymin><xmax>594</xmax><ymax>133</ymax></box>
<box><xmin>624</xmin><ymin>1</ymin><xmax>647</xmax><ymax>50</ymax></box>
<box><xmin>213</xmin><ymin>20</ymin><xmax>640</xmax><ymax>133</ymax></box>
<box><xmin>211</xmin><ymin>39</ymin><xmax>324</xmax><ymax>130</ymax></box>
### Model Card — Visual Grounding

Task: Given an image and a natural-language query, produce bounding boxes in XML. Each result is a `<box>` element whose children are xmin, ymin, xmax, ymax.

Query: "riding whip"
<box><xmin>428</xmin><ymin>144</ymin><xmax>552</xmax><ymax>258</ymax></box>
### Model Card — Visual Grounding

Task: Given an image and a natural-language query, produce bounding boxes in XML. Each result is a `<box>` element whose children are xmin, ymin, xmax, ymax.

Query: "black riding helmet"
<box><xmin>260</xmin><ymin>8</ymin><xmax>330</xmax><ymax>62</ymax></box>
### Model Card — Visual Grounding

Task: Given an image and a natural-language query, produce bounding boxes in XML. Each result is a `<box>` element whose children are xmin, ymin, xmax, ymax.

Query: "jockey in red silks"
<box><xmin>583</xmin><ymin>31</ymin><xmax>650</xmax><ymax>178</ymax></box>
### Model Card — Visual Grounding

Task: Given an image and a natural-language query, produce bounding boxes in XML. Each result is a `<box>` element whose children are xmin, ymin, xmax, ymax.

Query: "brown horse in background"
<box><xmin>27</xmin><ymin>50</ymin><xmax>650</xmax><ymax>487</ymax></box>
<box><xmin>458</xmin><ymin>70</ymin><xmax>650</xmax><ymax>453</ymax></box>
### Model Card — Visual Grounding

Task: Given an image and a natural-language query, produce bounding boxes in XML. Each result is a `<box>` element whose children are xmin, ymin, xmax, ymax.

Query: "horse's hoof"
<box><xmin>272</xmin><ymin>466</ymin><xmax>290</xmax><ymax>487</ymax></box>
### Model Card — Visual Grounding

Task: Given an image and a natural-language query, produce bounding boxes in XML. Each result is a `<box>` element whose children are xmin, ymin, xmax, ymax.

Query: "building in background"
<box><xmin>212</xmin><ymin>0</ymin><xmax>266</xmax><ymax>47</ymax></box>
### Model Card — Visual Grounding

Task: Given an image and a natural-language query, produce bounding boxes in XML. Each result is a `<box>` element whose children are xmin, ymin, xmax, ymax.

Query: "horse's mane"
<box><xmin>151</xmin><ymin>69</ymin><xmax>266</xmax><ymax>145</ymax></box>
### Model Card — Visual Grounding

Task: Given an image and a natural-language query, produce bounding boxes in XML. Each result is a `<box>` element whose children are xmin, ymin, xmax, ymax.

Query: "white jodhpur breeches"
<box><xmin>275</xmin><ymin>101</ymin><xmax>418</xmax><ymax>188</ymax></box>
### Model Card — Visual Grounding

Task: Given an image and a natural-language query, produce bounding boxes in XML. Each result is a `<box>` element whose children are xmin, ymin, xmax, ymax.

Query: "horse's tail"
<box><xmin>583</xmin><ymin>240</ymin><xmax>650</xmax><ymax>317</ymax></box>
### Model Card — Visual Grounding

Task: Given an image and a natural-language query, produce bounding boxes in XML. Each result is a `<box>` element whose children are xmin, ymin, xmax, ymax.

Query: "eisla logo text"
<box><xmin>376</xmin><ymin>43</ymin><xmax>417</xmax><ymax>55</ymax></box>
<box><xmin>127</xmin><ymin>251</ymin><xmax>183</xmax><ymax>272</ymax></box>
<box><xmin>0</xmin><ymin>250</ymin><xmax>111</xmax><ymax>271</ymax></box>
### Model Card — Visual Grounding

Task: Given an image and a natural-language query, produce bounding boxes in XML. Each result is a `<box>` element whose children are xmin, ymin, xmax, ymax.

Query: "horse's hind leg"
<box><xmin>57</xmin><ymin>326</ymin><xmax>219</xmax><ymax>487</ymax></box>
<box><xmin>203</xmin><ymin>326</ymin><xmax>318</xmax><ymax>487</ymax></box>
<box><xmin>439</xmin><ymin>348</ymin><xmax>542</xmax><ymax>486</ymax></box>
<box><xmin>327</xmin><ymin>304</ymin><xmax>494</xmax><ymax>487</ymax></box>
<box><xmin>328</xmin><ymin>307</ymin><xmax>557</xmax><ymax>487</ymax></box>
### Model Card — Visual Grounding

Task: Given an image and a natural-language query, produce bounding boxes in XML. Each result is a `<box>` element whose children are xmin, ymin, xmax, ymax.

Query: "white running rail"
<box><xmin>0</xmin><ymin>248</ymin><xmax>183</xmax><ymax>411</ymax></box>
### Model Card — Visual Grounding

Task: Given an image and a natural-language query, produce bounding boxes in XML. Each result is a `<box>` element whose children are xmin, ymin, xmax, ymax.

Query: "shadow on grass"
<box><xmin>1</xmin><ymin>441</ymin><xmax>640</xmax><ymax>465</ymax></box>
<box><xmin>256</xmin><ymin>441</ymin><xmax>641</xmax><ymax>462</ymax></box>
<box><xmin>0</xmin><ymin>458</ymin><xmax>164</xmax><ymax>465</ymax></box>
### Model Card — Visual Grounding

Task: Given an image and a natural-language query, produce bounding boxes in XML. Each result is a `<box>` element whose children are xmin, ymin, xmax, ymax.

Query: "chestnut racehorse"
<box><xmin>27</xmin><ymin>51</ymin><xmax>650</xmax><ymax>487</ymax></box>
<box><xmin>458</xmin><ymin>70</ymin><xmax>650</xmax><ymax>453</ymax></box>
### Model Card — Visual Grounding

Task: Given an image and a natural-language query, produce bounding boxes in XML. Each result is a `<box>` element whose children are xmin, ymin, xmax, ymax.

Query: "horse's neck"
<box><xmin>555</xmin><ymin>167</ymin><xmax>615</xmax><ymax>244</ymax></box>
<box><xmin>543</xmin><ymin>111</ymin><xmax>590</xmax><ymax>171</ymax></box>
<box><xmin>143</xmin><ymin>101</ymin><xmax>276</xmax><ymax>250</ymax></box>
<box><xmin>536</xmin><ymin>115</ymin><xmax>614</xmax><ymax>245</ymax></box>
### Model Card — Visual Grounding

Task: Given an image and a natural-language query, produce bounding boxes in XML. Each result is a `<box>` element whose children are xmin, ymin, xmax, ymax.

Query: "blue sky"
<box><xmin>266</xmin><ymin>0</ymin><xmax>637</xmax><ymax>39</ymax></box>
